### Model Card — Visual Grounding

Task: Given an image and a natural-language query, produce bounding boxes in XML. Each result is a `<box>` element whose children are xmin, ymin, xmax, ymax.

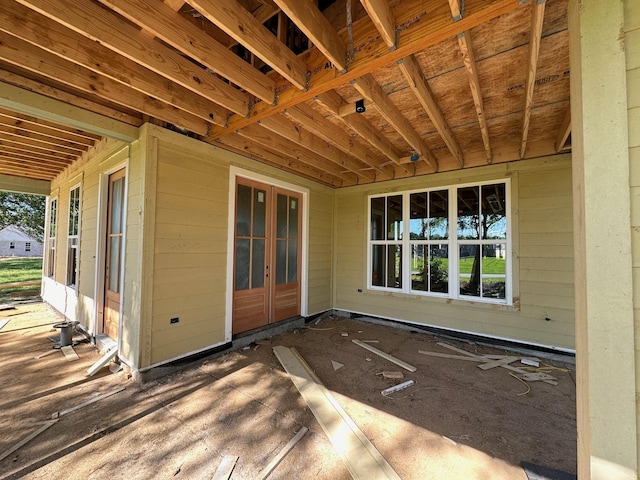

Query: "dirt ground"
<box><xmin>0</xmin><ymin>302</ymin><xmax>576</xmax><ymax>480</ymax></box>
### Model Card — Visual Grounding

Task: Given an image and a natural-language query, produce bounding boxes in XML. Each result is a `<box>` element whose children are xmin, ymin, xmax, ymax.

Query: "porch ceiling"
<box><xmin>0</xmin><ymin>0</ymin><xmax>570</xmax><ymax>187</ymax></box>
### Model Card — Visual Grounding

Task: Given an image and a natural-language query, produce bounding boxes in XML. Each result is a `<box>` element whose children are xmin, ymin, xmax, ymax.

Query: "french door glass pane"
<box><xmin>276</xmin><ymin>194</ymin><xmax>288</xmax><ymax>238</ymax></box>
<box><xmin>235</xmin><ymin>238</ymin><xmax>250</xmax><ymax>291</ymax></box>
<box><xmin>109</xmin><ymin>236</ymin><xmax>120</xmax><ymax>292</ymax></box>
<box><xmin>289</xmin><ymin>198</ymin><xmax>298</xmax><ymax>238</ymax></box>
<box><xmin>253</xmin><ymin>189</ymin><xmax>266</xmax><ymax>237</ymax></box>
<box><xmin>288</xmin><ymin>240</ymin><xmax>297</xmax><ymax>282</ymax></box>
<box><xmin>236</xmin><ymin>184</ymin><xmax>252</xmax><ymax>237</ymax></box>
<box><xmin>251</xmin><ymin>239</ymin><xmax>265</xmax><ymax>289</ymax></box>
<box><xmin>276</xmin><ymin>239</ymin><xmax>286</xmax><ymax>284</ymax></box>
<box><xmin>111</xmin><ymin>179</ymin><xmax>123</xmax><ymax>234</ymax></box>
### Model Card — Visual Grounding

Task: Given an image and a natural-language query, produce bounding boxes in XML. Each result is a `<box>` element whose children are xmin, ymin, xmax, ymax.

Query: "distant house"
<box><xmin>0</xmin><ymin>226</ymin><xmax>43</xmax><ymax>257</ymax></box>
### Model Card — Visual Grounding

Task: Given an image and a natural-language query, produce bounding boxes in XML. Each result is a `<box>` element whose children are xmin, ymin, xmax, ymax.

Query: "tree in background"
<box><xmin>0</xmin><ymin>192</ymin><xmax>46</xmax><ymax>242</ymax></box>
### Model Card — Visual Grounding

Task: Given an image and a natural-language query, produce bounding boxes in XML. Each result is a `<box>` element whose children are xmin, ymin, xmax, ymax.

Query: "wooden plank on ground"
<box><xmin>211</xmin><ymin>455</ymin><xmax>239</xmax><ymax>480</ymax></box>
<box><xmin>0</xmin><ymin>419</ymin><xmax>57</xmax><ymax>462</ymax></box>
<box><xmin>352</xmin><ymin>339</ymin><xmax>416</xmax><ymax>372</ymax></box>
<box><xmin>256</xmin><ymin>427</ymin><xmax>308</xmax><ymax>480</ymax></box>
<box><xmin>61</xmin><ymin>345</ymin><xmax>79</xmax><ymax>361</ymax></box>
<box><xmin>273</xmin><ymin>346</ymin><xmax>401</xmax><ymax>480</ymax></box>
<box><xmin>477</xmin><ymin>356</ymin><xmax>519</xmax><ymax>370</ymax></box>
<box><xmin>86</xmin><ymin>346</ymin><xmax>117</xmax><ymax>376</ymax></box>
<box><xmin>418</xmin><ymin>351</ymin><xmax>489</xmax><ymax>362</ymax></box>
<box><xmin>0</xmin><ymin>319</ymin><xmax>9</xmax><ymax>330</ymax></box>
<box><xmin>51</xmin><ymin>386</ymin><xmax>125</xmax><ymax>418</ymax></box>
<box><xmin>0</xmin><ymin>304</ymin><xmax>16</xmax><ymax>311</ymax></box>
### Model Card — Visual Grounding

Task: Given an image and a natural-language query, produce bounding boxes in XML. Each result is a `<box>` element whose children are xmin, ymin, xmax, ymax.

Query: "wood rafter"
<box><xmin>274</xmin><ymin>0</ymin><xmax>347</xmax><ymax>71</ymax></box>
<box><xmin>98</xmin><ymin>0</ymin><xmax>276</xmax><ymax>104</ymax></box>
<box><xmin>359</xmin><ymin>0</ymin><xmax>396</xmax><ymax>48</ymax></box>
<box><xmin>520</xmin><ymin>0</ymin><xmax>546</xmax><ymax>158</ymax></box>
<box><xmin>0</xmin><ymin>130</ymin><xmax>82</xmax><ymax>156</ymax></box>
<box><xmin>0</xmin><ymin>109</ymin><xmax>99</xmax><ymax>146</ymax></box>
<box><xmin>0</xmin><ymin>147</ymin><xmax>74</xmax><ymax>165</ymax></box>
<box><xmin>352</xmin><ymin>74</ymin><xmax>437</xmax><ymax>170</ymax></box>
<box><xmin>210</xmin><ymin>0</ymin><xmax>521</xmax><ymax>136</ymax></box>
<box><xmin>555</xmin><ymin>103</ymin><xmax>571</xmax><ymax>151</ymax></box>
<box><xmin>0</xmin><ymin>123</ymin><xmax>88</xmax><ymax>153</ymax></box>
<box><xmin>258</xmin><ymin>114</ymin><xmax>376</xmax><ymax>182</ymax></box>
<box><xmin>15</xmin><ymin>0</ymin><xmax>249</xmax><ymax>116</ymax></box>
<box><xmin>184</xmin><ymin>0</ymin><xmax>308</xmax><ymax>89</ymax></box>
<box><xmin>0</xmin><ymin>32</ymin><xmax>210</xmax><ymax>136</ymax></box>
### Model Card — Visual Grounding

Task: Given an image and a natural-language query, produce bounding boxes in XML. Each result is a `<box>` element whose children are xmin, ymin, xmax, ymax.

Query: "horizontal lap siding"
<box><xmin>150</xmin><ymin>138</ymin><xmax>229</xmax><ymax>365</ymax></box>
<box><xmin>334</xmin><ymin>156</ymin><xmax>575</xmax><ymax>349</ymax></box>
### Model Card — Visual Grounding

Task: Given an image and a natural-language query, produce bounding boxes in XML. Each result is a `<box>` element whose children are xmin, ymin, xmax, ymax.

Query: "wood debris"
<box><xmin>61</xmin><ymin>345</ymin><xmax>79</xmax><ymax>361</ymax></box>
<box><xmin>352</xmin><ymin>339</ymin><xmax>417</xmax><ymax>372</ymax></box>
<box><xmin>331</xmin><ymin>360</ymin><xmax>344</xmax><ymax>371</ymax></box>
<box><xmin>51</xmin><ymin>386</ymin><xmax>125</xmax><ymax>419</ymax></box>
<box><xmin>382</xmin><ymin>380</ymin><xmax>415</xmax><ymax>396</ymax></box>
<box><xmin>211</xmin><ymin>455</ymin><xmax>238</xmax><ymax>480</ymax></box>
<box><xmin>380</xmin><ymin>371</ymin><xmax>404</xmax><ymax>379</ymax></box>
<box><xmin>0</xmin><ymin>419</ymin><xmax>58</xmax><ymax>462</ymax></box>
<box><xmin>256</xmin><ymin>427</ymin><xmax>308</xmax><ymax>480</ymax></box>
<box><xmin>87</xmin><ymin>346</ymin><xmax>117</xmax><ymax>376</ymax></box>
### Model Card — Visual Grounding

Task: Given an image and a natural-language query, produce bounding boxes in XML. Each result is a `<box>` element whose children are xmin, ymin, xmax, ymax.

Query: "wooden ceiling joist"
<box><xmin>0</xmin><ymin>110</ymin><xmax>98</xmax><ymax>147</ymax></box>
<box><xmin>285</xmin><ymin>105</ymin><xmax>396</xmax><ymax>180</ymax></box>
<box><xmin>0</xmin><ymin>124</ymin><xmax>88</xmax><ymax>153</ymax></box>
<box><xmin>210</xmin><ymin>0</ymin><xmax>521</xmax><ymax>137</ymax></box>
<box><xmin>359</xmin><ymin>0</ymin><xmax>396</xmax><ymax>48</ymax></box>
<box><xmin>184</xmin><ymin>0</ymin><xmax>308</xmax><ymax>89</ymax></box>
<box><xmin>98</xmin><ymin>0</ymin><xmax>277</xmax><ymax>104</ymax></box>
<box><xmin>352</xmin><ymin>74</ymin><xmax>437</xmax><ymax>170</ymax></box>
<box><xmin>0</xmin><ymin>30</ymin><xmax>212</xmax><ymax>135</ymax></box>
<box><xmin>217</xmin><ymin>133</ymin><xmax>345</xmax><ymax>188</ymax></box>
<box><xmin>0</xmin><ymin>70</ymin><xmax>143</xmax><ymax>128</ymax></box>
<box><xmin>257</xmin><ymin>114</ymin><xmax>376</xmax><ymax>182</ymax></box>
<box><xmin>0</xmin><ymin>165</ymin><xmax>56</xmax><ymax>180</ymax></box>
<box><xmin>0</xmin><ymin>131</ymin><xmax>83</xmax><ymax>157</ymax></box>
<box><xmin>520</xmin><ymin>0</ymin><xmax>546</xmax><ymax>158</ymax></box>
<box><xmin>0</xmin><ymin>148</ymin><xmax>74</xmax><ymax>166</ymax></box>
<box><xmin>15</xmin><ymin>0</ymin><xmax>249</xmax><ymax>116</ymax></box>
<box><xmin>274</xmin><ymin>0</ymin><xmax>347</xmax><ymax>71</ymax></box>
<box><xmin>0</xmin><ymin>156</ymin><xmax>65</xmax><ymax>173</ymax></box>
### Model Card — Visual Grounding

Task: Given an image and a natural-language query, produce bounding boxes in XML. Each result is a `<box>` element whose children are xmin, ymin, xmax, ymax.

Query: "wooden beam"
<box><xmin>238</xmin><ymin>123</ymin><xmax>357</xmax><ymax>182</ymax></box>
<box><xmin>258</xmin><ymin>114</ymin><xmax>376</xmax><ymax>181</ymax></box>
<box><xmin>211</xmin><ymin>0</ymin><xmax>521</xmax><ymax>136</ymax></box>
<box><xmin>555</xmin><ymin>102</ymin><xmax>571</xmax><ymax>151</ymax></box>
<box><xmin>0</xmin><ymin>173</ymin><xmax>50</xmax><ymax>194</ymax></box>
<box><xmin>0</xmin><ymin>69</ymin><xmax>142</xmax><ymax>128</ymax></box>
<box><xmin>0</xmin><ymin>80</ymin><xmax>138</xmax><ymax>143</ymax></box>
<box><xmin>285</xmin><ymin>105</ymin><xmax>395</xmax><ymax>179</ymax></box>
<box><xmin>99</xmin><ymin>0</ymin><xmax>276</xmax><ymax>104</ymax></box>
<box><xmin>520</xmin><ymin>0</ymin><xmax>546</xmax><ymax>158</ymax></box>
<box><xmin>0</xmin><ymin>32</ymin><xmax>209</xmax><ymax>135</ymax></box>
<box><xmin>185</xmin><ymin>0</ymin><xmax>308</xmax><ymax>89</ymax></box>
<box><xmin>397</xmin><ymin>55</ymin><xmax>464</xmax><ymax>167</ymax></box>
<box><xmin>0</xmin><ymin>109</ymin><xmax>100</xmax><ymax>146</ymax></box>
<box><xmin>0</xmin><ymin>1</ymin><xmax>226</xmax><ymax>127</ymax></box>
<box><xmin>456</xmin><ymin>30</ymin><xmax>492</xmax><ymax>163</ymax></box>
<box><xmin>273</xmin><ymin>0</ymin><xmax>347</xmax><ymax>71</ymax></box>
<box><xmin>215</xmin><ymin>133</ymin><xmax>345</xmax><ymax>187</ymax></box>
<box><xmin>16</xmin><ymin>0</ymin><xmax>249</xmax><ymax>116</ymax></box>
<box><xmin>352</xmin><ymin>74</ymin><xmax>437</xmax><ymax>170</ymax></box>
<box><xmin>316</xmin><ymin>91</ymin><xmax>410</xmax><ymax>174</ymax></box>
<box><xmin>359</xmin><ymin>0</ymin><xmax>396</xmax><ymax>48</ymax></box>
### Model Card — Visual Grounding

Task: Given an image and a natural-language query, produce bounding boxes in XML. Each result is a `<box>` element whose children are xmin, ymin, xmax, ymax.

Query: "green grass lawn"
<box><xmin>0</xmin><ymin>257</ymin><xmax>43</xmax><ymax>301</ymax></box>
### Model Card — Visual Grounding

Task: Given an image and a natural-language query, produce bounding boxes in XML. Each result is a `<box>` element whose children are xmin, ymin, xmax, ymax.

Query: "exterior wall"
<box><xmin>141</xmin><ymin>124</ymin><xmax>334</xmax><ymax>368</ymax></box>
<box><xmin>626</xmin><ymin>0</ymin><xmax>640</xmax><ymax>472</ymax></box>
<box><xmin>0</xmin><ymin>226</ymin><xmax>43</xmax><ymax>257</ymax></box>
<box><xmin>42</xmin><ymin>138</ymin><xmax>135</xmax><ymax>339</ymax></box>
<box><xmin>334</xmin><ymin>155</ymin><xmax>574</xmax><ymax>350</ymax></box>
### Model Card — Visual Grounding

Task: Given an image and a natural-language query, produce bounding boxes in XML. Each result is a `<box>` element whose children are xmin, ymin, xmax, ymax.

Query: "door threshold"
<box><xmin>232</xmin><ymin>316</ymin><xmax>305</xmax><ymax>349</ymax></box>
<box><xmin>95</xmin><ymin>333</ymin><xmax>117</xmax><ymax>354</ymax></box>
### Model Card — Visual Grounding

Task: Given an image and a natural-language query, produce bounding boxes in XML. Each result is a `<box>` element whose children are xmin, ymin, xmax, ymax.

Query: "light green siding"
<box><xmin>334</xmin><ymin>155</ymin><xmax>574</xmax><ymax>349</ymax></box>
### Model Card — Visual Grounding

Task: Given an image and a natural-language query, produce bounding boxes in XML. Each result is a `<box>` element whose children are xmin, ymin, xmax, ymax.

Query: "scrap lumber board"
<box><xmin>52</xmin><ymin>386</ymin><xmax>125</xmax><ymax>418</ymax></box>
<box><xmin>0</xmin><ymin>319</ymin><xmax>9</xmax><ymax>330</ymax></box>
<box><xmin>436</xmin><ymin>343</ymin><xmax>558</xmax><ymax>385</ymax></box>
<box><xmin>0</xmin><ymin>304</ymin><xmax>16</xmax><ymax>311</ymax></box>
<box><xmin>87</xmin><ymin>346</ymin><xmax>117</xmax><ymax>376</ymax></box>
<box><xmin>61</xmin><ymin>345</ymin><xmax>79</xmax><ymax>361</ymax></box>
<box><xmin>212</xmin><ymin>455</ymin><xmax>239</xmax><ymax>480</ymax></box>
<box><xmin>352</xmin><ymin>339</ymin><xmax>416</xmax><ymax>372</ymax></box>
<box><xmin>256</xmin><ymin>427</ymin><xmax>308</xmax><ymax>480</ymax></box>
<box><xmin>478</xmin><ymin>356</ymin><xmax>519</xmax><ymax>370</ymax></box>
<box><xmin>0</xmin><ymin>419</ymin><xmax>58</xmax><ymax>462</ymax></box>
<box><xmin>418</xmin><ymin>351</ymin><xmax>490</xmax><ymax>362</ymax></box>
<box><xmin>273</xmin><ymin>346</ymin><xmax>401</xmax><ymax>480</ymax></box>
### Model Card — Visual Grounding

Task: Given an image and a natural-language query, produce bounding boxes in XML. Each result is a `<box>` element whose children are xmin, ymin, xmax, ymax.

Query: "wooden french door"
<box><xmin>232</xmin><ymin>178</ymin><xmax>302</xmax><ymax>334</ymax></box>
<box><xmin>103</xmin><ymin>168</ymin><xmax>126</xmax><ymax>339</ymax></box>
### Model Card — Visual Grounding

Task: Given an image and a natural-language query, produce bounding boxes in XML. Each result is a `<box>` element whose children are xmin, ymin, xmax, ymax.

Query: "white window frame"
<box><xmin>47</xmin><ymin>197</ymin><xmax>58</xmax><ymax>278</ymax></box>
<box><xmin>66</xmin><ymin>184</ymin><xmax>81</xmax><ymax>288</ymax></box>
<box><xmin>9</xmin><ymin>241</ymin><xmax>14</xmax><ymax>250</ymax></box>
<box><xmin>367</xmin><ymin>179</ymin><xmax>512</xmax><ymax>305</ymax></box>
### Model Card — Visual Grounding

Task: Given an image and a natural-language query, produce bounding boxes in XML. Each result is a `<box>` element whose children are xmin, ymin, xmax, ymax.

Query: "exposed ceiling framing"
<box><xmin>0</xmin><ymin>0</ymin><xmax>571</xmax><ymax>187</ymax></box>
